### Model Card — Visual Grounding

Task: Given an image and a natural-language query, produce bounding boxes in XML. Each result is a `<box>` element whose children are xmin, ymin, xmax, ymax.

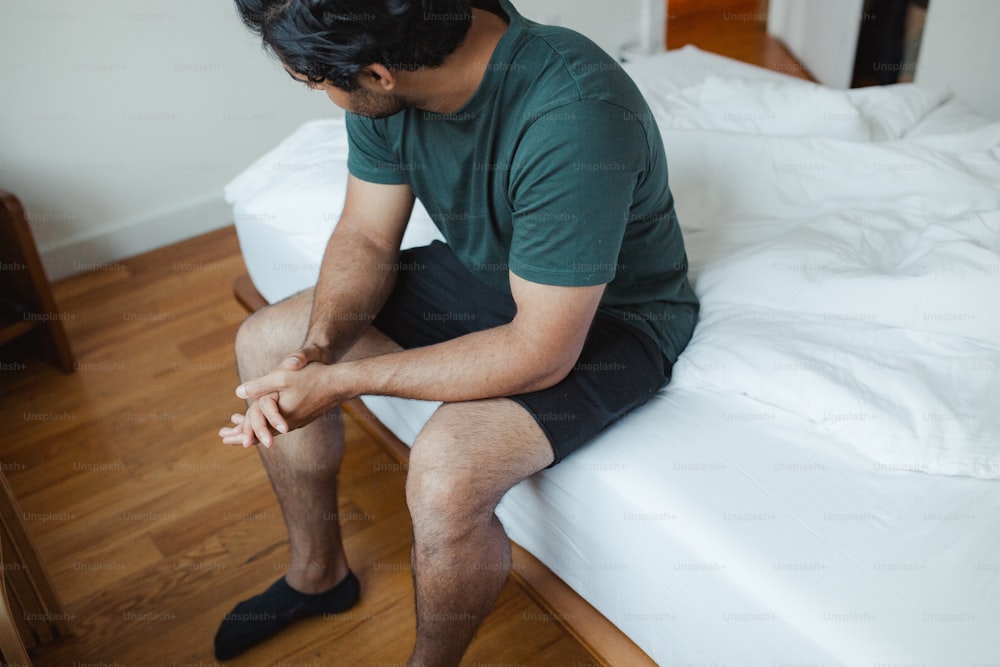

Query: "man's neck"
<box><xmin>405</xmin><ymin>8</ymin><xmax>510</xmax><ymax>114</ymax></box>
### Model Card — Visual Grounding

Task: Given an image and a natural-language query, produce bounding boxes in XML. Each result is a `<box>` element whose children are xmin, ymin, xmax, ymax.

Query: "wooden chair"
<box><xmin>0</xmin><ymin>188</ymin><xmax>72</xmax><ymax>663</ymax></box>
<box><xmin>0</xmin><ymin>188</ymin><xmax>75</xmax><ymax>372</ymax></box>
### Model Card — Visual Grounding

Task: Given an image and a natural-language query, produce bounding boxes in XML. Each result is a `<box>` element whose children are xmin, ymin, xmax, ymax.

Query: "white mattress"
<box><xmin>226</xmin><ymin>46</ymin><xmax>1000</xmax><ymax>665</ymax></box>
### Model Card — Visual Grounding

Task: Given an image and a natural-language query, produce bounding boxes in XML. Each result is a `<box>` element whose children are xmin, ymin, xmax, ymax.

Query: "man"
<box><xmin>216</xmin><ymin>0</ymin><xmax>698</xmax><ymax>663</ymax></box>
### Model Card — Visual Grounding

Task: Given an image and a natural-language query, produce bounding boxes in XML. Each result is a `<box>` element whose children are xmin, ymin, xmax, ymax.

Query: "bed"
<box><xmin>225</xmin><ymin>46</ymin><xmax>1000</xmax><ymax>665</ymax></box>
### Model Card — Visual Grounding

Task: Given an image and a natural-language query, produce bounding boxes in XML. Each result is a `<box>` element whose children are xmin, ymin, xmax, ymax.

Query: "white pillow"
<box><xmin>846</xmin><ymin>82</ymin><xmax>950</xmax><ymax>141</ymax></box>
<box><xmin>655</xmin><ymin>76</ymin><xmax>872</xmax><ymax>141</ymax></box>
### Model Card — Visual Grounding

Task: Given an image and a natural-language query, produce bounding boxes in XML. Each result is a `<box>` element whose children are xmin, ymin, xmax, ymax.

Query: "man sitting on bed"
<box><xmin>216</xmin><ymin>0</ymin><xmax>698</xmax><ymax>662</ymax></box>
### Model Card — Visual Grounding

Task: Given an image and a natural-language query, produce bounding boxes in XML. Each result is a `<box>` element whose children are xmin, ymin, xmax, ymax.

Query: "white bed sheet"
<box><xmin>226</xmin><ymin>46</ymin><xmax>1000</xmax><ymax>665</ymax></box>
<box><xmin>364</xmin><ymin>387</ymin><xmax>1000</xmax><ymax>666</ymax></box>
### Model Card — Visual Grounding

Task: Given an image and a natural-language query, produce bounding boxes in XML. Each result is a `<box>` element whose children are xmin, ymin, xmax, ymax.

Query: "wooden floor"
<box><xmin>0</xmin><ymin>10</ymin><xmax>814</xmax><ymax>665</ymax></box>
<box><xmin>0</xmin><ymin>228</ymin><xmax>596</xmax><ymax>666</ymax></box>
<box><xmin>667</xmin><ymin>0</ymin><xmax>815</xmax><ymax>82</ymax></box>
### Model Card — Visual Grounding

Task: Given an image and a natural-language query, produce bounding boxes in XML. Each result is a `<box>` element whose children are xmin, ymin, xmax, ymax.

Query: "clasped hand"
<box><xmin>218</xmin><ymin>346</ymin><xmax>347</xmax><ymax>448</ymax></box>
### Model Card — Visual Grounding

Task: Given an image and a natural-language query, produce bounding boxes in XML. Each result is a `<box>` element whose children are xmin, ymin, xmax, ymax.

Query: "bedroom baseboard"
<box><xmin>232</xmin><ymin>272</ymin><xmax>658</xmax><ymax>667</ymax></box>
<box><xmin>39</xmin><ymin>194</ymin><xmax>232</xmax><ymax>281</ymax></box>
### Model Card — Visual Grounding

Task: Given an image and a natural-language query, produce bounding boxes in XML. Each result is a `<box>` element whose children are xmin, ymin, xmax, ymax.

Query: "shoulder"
<box><xmin>513</xmin><ymin>22</ymin><xmax>639</xmax><ymax>106</ymax></box>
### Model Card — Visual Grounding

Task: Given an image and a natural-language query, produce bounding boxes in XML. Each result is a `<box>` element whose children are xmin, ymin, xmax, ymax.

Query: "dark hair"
<box><xmin>235</xmin><ymin>0</ymin><xmax>473</xmax><ymax>91</ymax></box>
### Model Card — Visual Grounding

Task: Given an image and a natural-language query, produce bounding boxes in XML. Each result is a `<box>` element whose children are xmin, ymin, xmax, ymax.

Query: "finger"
<box><xmin>257</xmin><ymin>396</ymin><xmax>288</xmax><ymax>434</ymax></box>
<box><xmin>220</xmin><ymin>421</ymin><xmax>249</xmax><ymax>446</ymax></box>
<box><xmin>237</xmin><ymin>374</ymin><xmax>283</xmax><ymax>400</ymax></box>
<box><xmin>222</xmin><ymin>433</ymin><xmax>247</xmax><ymax>446</ymax></box>
<box><xmin>280</xmin><ymin>353</ymin><xmax>307</xmax><ymax>370</ymax></box>
<box><xmin>238</xmin><ymin>422</ymin><xmax>258</xmax><ymax>448</ymax></box>
<box><xmin>220</xmin><ymin>414</ymin><xmax>246</xmax><ymax>436</ymax></box>
<box><xmin>281</xmin><ymin>344</ymin><xmax>329</xmax><ymax>370</ymax></box>
<box><xmin>247</xmin><ymin>404</ymin><xmax>274</xmax><ymax>448</ymax></box>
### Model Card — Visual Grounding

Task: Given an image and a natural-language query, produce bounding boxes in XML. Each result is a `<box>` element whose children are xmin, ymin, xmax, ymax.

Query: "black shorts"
<box><xmin>372</xmin><ymin>241</ymin><xmax>672</xmax><ymax>465</ymax></box>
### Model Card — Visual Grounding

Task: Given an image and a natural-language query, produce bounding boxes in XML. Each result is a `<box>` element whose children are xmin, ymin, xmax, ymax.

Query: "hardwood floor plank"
<box><xmin>48</xmin><ymin>534</ymin><xmax>164</xmax><ymax>607</ymax></box>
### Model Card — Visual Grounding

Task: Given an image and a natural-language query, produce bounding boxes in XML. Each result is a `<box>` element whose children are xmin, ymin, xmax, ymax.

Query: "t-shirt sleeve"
<box><xmin>345</xmin><ymin>112</ymin><xmax>408</xmax><ymax>185</ymax></box>
<box><xmin>508</xmin><ymin>100</ymin><xmax>644</xmax><ymax>287</ymax></box>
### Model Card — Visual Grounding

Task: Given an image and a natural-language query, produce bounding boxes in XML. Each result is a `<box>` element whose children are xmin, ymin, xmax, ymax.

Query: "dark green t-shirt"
<box><xmin>346</xmin><ymin>0</ymin><xmax>698</xmax><ymax>362</ymax></box>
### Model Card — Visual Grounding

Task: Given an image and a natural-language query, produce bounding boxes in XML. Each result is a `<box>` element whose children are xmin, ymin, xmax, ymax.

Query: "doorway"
<box><xmin>666</xmin><ymin>0</ymin><xmax>813</xmax><ymax>81</ymax></box>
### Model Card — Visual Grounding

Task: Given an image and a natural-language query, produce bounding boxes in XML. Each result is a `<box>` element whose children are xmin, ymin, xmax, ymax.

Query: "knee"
<box><xmin>234</xmin><ymin>313</ymin><xmax>268</xmax><ymax>377</ymax></box>
<box><xmin>406</xmin><ymin>440</ymin><xmax>497</xmax><ymax>539</ymax></box>
<box><xmin>234</xmin><ymin>307</ymin><xmax>288</xmax><ymax>377</ymax></box>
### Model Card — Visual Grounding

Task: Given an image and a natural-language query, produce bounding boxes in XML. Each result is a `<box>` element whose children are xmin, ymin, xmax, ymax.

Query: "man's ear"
<box><xmin>361</xmin><ymin>63</ymin><xmax>397</xmax><ymax>91</ymax></box>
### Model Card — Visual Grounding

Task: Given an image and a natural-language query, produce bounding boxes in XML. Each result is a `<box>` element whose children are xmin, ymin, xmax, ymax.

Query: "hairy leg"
<box><xmin>404</xmin><ymin>399</ymin><xmax>554</xmax><ymax>667</ymax></box>
<box><xmin>234</xmin><ymin>288</ymin><xmax>402</xmax><ymax>592</ymax></box>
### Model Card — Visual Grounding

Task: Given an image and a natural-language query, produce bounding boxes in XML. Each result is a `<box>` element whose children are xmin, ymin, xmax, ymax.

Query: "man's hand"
<box><xmin>220</xmin><ymin>267</ymin><xmax>607</xmax><ymax>449</ymax></box>
<box><xmin>219</xmin><ymin>345</ymin><xmax>347</xmax><ymax>448</ymax></box>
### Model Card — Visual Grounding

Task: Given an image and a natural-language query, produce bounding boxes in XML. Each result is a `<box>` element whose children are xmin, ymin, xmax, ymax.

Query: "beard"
<box><xmin>349</xmin><ymin>88</ymin><xmax>410</xmax><ymax>119</ymax></box>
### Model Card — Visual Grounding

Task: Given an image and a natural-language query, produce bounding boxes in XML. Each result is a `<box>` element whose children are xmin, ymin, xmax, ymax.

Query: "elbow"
<box><xmin>521</xmin><ymin>355</ymin><xmax>578</xmax><ymax>394</ymax></box>
<box><xmin>549</xmin><ymin>356</ymin><xmax>579</xmax><ymax>387</ymax></box>
<box><xmin>506</xmin><ymin>323</ymin><xmax>585</xmax><ymax>394</ymax></box>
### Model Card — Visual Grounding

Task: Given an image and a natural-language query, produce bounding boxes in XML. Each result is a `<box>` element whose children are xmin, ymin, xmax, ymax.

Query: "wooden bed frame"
<box><xmin>233</xmin><ymin>273</ymin><xmax>656</xmax><ymax>666</ymax></box>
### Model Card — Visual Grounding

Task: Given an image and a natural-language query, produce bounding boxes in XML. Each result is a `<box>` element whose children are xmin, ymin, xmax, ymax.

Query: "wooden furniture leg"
<box><xmin>0</xmin><ymin>472</ymin><xmax>69</xmax><ymax>666</ymax></box>
<box><xmin>0</xmin><ymin>532</ymin><xmax>32</xmax><ymax>667</ymax></box>
<box><xmin>0</xmin><ymin>189</ymin><xmax>76</xmax><ymax>373</ymax></box>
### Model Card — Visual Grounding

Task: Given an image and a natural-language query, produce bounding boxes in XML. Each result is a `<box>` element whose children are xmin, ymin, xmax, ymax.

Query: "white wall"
<box><xmin>916</xmin><ymin>0</ymin><xmax>1000</xmax><ymax>120</ymax></box>
<box><xmin>518</xmin><ymin>0</ymin><xmax>652</xmax><ymax>57</ymax></box>
<box><xmin>0</xmin><ymin>0</ymin><xmax>646</xmax><ymax>281</ymax></box>
<box><xmin>0</xmin><ymin>1</ymin><xmax>338</xmax><ymax>280</ymax></box>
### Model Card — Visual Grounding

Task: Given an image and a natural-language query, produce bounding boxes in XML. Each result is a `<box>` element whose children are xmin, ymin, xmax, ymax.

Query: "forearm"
<box><xmin>305</xmin><ymin>220</ymin><xmax>399</xmax><ymax>362</ymax></box>
<box><xmin>232</xmin><ymin>273</ymin><xmax>604</xmax><ymax>442</ymax></box>
<box><xmin>336</xmin><ymin>323</ymin><xmax>576</xmax><ymax>403</ymax></box>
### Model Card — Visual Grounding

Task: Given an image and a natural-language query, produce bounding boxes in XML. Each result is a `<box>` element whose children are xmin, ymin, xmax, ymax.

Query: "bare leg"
<box><xmin>404</xmin><ymin>399</ymin><xmax>554</xmax><ymax>667</ymax></box>
<box><xmin>234</xmin><ymin>291</ymin><xmax>554</xmax><ymax>665</ymax></box>
<box><xmin>216</xmin><ymin>288</ymin><xmax>406</xmax><ymax>660</ymax></box>
<box><xmin>233</xmin><ymin>288</ymin><xmax>401</xmax><ymax>592</ymax></box>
